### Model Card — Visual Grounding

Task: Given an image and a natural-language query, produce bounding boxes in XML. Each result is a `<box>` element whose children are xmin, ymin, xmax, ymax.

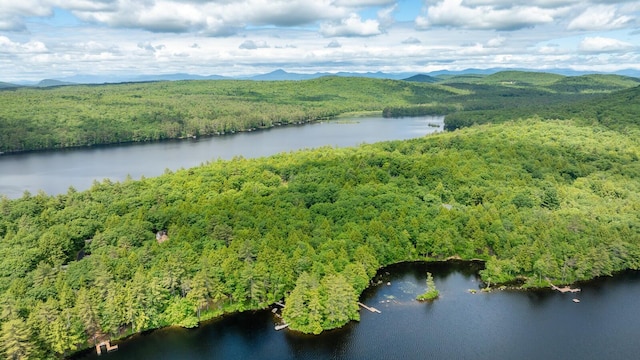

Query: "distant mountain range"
<box><xmin>402</xmin><ymin>74</ymin><xmax>440</xmax><ymax>83</ymax></box>
<box><xmin>1</xmin><ymin>79</ymin><xmax>76</xmax><ymax>88</ymax></box>
<box><xmin>3</xmin><ymin>68</ymin><xmax>639</xmax><ymax>88</ymax></box>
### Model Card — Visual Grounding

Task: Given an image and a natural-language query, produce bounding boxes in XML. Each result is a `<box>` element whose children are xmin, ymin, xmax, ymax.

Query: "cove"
<box><xmin>0</xmin><ymin>116</ymin><xmax>443</xmax><ymax>199</ymax></box>
<box><xmin>71</xmin><ymin>261</ymin><xmax>640</xmax><ymax>360</ymax></box>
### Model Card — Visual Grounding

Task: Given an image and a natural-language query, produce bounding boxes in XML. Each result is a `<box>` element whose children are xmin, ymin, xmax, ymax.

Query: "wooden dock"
<box><xmin>96</xmin><ymin>340</ymin><xmax>118</xmax><ymax>355</ymax></box>
<box><xmin>550</xmin><ymin>283</ymin><xmax>581</xmax><ymax>293</ymax></box>
<box><xmin>357</xmin><ymin>302</ymin><xmax>381</xmax><ymax>313</ymax></box>
<box><xmin>546</xmin><ymin>278</ymin><xmax>581</xmax><ymax>293</ymax></box>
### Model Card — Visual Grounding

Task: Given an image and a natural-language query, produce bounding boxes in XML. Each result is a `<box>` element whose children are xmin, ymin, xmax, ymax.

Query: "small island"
<box><xmin>417</xmin><ymin>272</ymin><xmax>440</xmax><ymax>301</ymax></box>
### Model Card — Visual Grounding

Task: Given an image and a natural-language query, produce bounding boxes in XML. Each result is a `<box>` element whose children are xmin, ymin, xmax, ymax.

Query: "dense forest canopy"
<box><xmin>1</xmin><ymin>71</ymin><xmax>638</xmax><ymax>153</ymax></box>
<box><xmin>0</xmin><ymin>72</ymin><xmax>639</xmax><ymax>358</ymax></box>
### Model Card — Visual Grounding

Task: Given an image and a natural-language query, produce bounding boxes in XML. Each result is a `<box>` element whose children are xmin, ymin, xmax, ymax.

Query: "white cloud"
<box><xmin>462</xmin><ymin>0</ymin><xmax>578</xmax><ymax>7</ymax></box>
<box><xmin>334</xmin><ymin>0</ymin><xmax>397</xmax><ymax>5</ymax></box>
<box><xmin>0</xmin><ymin>0</ymin><xmax>54</xmax><ymax>30</ymax></box>
<box><xmin>320</xmin><ymin>13</ymin><xmax>382</xmax><ymax>37</ymax></box>
<box><xmin>579</xmin><ymin>36</ymin><xmax>634</xmax><ymax>53</ymax></box>
<box><xmin>416</xmin><ymin>0</ymin><xmax>558</xmax><ymax>30</ymax></box>
<box><xmin>567</xmin><ymin>5</ymin><xmax>633</xmax><ymax>31</ymax></box>
<box><xmin>0</xmin><ymin>18</ymin><xmax>26</xmax><ymax>31</ymax></box>
<box><xmin>59</xmin><ymin>0</ymin><xmax>355</xmax><ymax>35</ymax></box>
<box><xmin>486</xmin><ymin>36</ymin><xmax>506</xmax><ymax>47</ymax></box>
<box><xmin>0</xmin><ymin>1</ymin><xmax>54</xmax><ymax>17</ymax></box>
<box><xmin>0</xmin><ymin>36</ymin><xmax>48</xmax><ymax>53</ymax></box>
<box><xmin>53</xmin><ymin>0</ymin><xmax>117</xmax><ymax>12</ymax></box>
<box><xmin>0</xmin><ymin>1</ymin><xmax>400</xmax><ymax>36</ymax></box>
<box><xmin>401</xmin><ymin>36</ymin><xmax>421</xmax><ymax>44</ymax></box>
<box><xmin>244</xmin><ymin>1</ymin><xmax>347</xmax><ymax>27</ymax></box>
<box><xmin>377</xmin><ymin>4</ymin><xmax>397</xmax><ymax>31</ymax></box>
<box><xmin>73</xmin><ymin>1</ymin><xmax>207</xmax><ymax>33</ymax></box>
<box><xmin>239</xmin><ymin>40</ymin><xmax>270</xmax><ymax>50</ymax></box>
<box><xmin>135</xmin><ymin>42</ymin><xmax>165</xmax><ymax>55</ymax></box>
<box><xmin>537</xmin><ymin>44</ymin><xmax>563</xmax><ymax>54</ymax></box>
<box><xmin>326</xmin><ymin>40</ymin><xmax>342</xmax><ymax>48</ymax></box>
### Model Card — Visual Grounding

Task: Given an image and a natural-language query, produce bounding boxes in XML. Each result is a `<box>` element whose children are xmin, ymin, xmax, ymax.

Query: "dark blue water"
<box><xmin>73</xmin><ymin>262</ymin><xmax>640</xmax><ymax>360</ymax></box>
<box><xmin>0</xmin><ymin>116</ymin><xmax>442</xmax><ymax>198</ymax></box>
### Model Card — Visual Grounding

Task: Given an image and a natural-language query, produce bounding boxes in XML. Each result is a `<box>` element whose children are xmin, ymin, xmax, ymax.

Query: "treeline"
<box><xmin>1</xmin><ymin>119</ymin><xmax>639</xmax><ymax>358</ymax></box>
<box><xmin>382</xmin><ymin>104</ymin><xmax>460</xmax><ymax>117</ymax></box>
<box><xmin>0</xmin><ymin>77</ymin><xmax>462</xmax><ymax>153</ymax></box>
<box><xmin>442</xmin><ymin>83</ymin><xmax>640</xmax><ymax>132</ymax></box>
<box><xmin>435</xmin><ymin>72</ymin><xmax>640</xmax><ymax>132</ymax></box>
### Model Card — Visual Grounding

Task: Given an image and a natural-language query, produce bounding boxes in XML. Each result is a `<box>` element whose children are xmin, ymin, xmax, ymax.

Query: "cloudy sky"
<box><xmin>1</xmin><ymin>0</ymin><xmax>639</xmax><ymax>82</ymax></box>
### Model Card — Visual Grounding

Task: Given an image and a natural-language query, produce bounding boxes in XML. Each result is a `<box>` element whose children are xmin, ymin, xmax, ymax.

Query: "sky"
<box><xmin>0</xmin><ymin>0</ymin><xmax>639</xmax><ymax>82</ymax></box>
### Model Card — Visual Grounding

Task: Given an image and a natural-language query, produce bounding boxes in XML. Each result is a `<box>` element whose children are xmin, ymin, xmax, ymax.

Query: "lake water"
<box><xmin>72</xmin><ymin>262</ymin><xmax>640</xmax><ymax>360</ymax></box>
<box><xmin>0</xmin><ymin>116</ymin><xmax>442</xmax><ymax>198</ymax></box>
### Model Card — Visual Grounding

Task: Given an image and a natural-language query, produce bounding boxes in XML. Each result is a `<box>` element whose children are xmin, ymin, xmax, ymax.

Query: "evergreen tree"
<box><xmin>74</xmin><ymin>287</ymin><xmax>101</xmax><ymax>341</ymax></box>
<box><xmin>321</xmin><ymin>274</ymin><xmax>359</xmax><ymax>329</ymax></box>
<box><xmin>1</xmin><ymin>318</ymin><xmax>34</xmax><ymax>360</ymax></box>
<box><xmin>417</xmin><ymin>272</ymin><xmax>439</xmax><ymax>301</ymax></box>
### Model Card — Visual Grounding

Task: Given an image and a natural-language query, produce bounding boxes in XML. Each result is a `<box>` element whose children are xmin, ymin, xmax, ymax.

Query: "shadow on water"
<box><xmin>71</xmin><ymin>262</ymin><xmax>640</xmax><ymax>360</ymax></box>
<box><xmin>283</xmin><ymin>322</ymin><xmax>356</xmax><ymax>359</ymax></box>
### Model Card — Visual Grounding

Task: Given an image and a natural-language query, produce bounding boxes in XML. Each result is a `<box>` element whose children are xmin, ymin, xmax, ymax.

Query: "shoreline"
<box><xmin>0</xmin><ymin>110</ymin><xmax>437</xmax><ymax>156</ymax></box>
<box><xmin>67</xmin><ymin>258</ymin><xmax>629</xmax><ymax>359</ymax></box>
<box><xmin>0</xmin><ymin>116</ymin><xmax>329</xmax><ymax>157</ymax></box>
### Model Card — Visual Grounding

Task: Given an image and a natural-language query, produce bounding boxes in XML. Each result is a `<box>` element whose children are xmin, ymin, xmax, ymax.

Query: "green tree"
<box><xmin>74</xmin><ymin>287</ymin><xmax>101</xmax><ymax>341</ymax></box>
<box><xmin>320</xmin><ymin>273</ymin><xmax>359</xmax><ymax>329</ymax></box>
<box><xmin>417</xmin><ymin>272</ymin><xmax>439</xmax><ymax>301</ymax></box>
<box><xmin>282</xmin><ymin>272</ymin><xmax>316</xmax><ymax>332</ymax></box>
<box><xmin>1</xmin><ymin>318</ymin><xmax>34</xmax><ymax>360</ymax></box>
<box><xmin>186</xmin><ymin>271</ymin><xmax>210</xmax><ymax>320</ymax></box>
<box><xmin>46</xmin><ymin>308</ymin><xmax>85</xmax><ymax>356</ymax></box>
<box><xmin>541</xmin><ymin>185</ymin><xmax>560</xmax><ymax>210</ymax></box>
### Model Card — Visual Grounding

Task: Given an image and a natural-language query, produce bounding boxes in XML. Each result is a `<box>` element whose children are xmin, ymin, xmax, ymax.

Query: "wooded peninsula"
<box><xmin>0</xmin><ymin>72</ymin><xmax>639</xmax><ymax>359</ymax></box>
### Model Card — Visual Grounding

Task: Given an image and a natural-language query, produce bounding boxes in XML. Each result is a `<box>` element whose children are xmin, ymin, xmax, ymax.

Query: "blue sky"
<box><xmin>1</xmin><ymin>0</ymin><xmax>639</xmax><ymax>82</ymax></box>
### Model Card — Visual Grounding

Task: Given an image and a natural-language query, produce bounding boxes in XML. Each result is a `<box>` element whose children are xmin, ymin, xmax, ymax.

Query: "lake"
<box><xmin>0</xmin><ymin>116</ymin><xmax>443</xmax><ymax>198</ymax></box>
<box><xmin>72</xmin><ymin>262</ymin><xmax>640</xmax><ymax>360</ymax></box>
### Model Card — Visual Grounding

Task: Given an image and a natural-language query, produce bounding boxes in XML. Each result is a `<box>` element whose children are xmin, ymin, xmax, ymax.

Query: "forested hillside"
<box><xmin>442</xmin><ymin>78</ymin><xmax>640</xmax><ymax>131</ymax></box>
<box><xmin>0</xmin><ymin>77</ymin><xmax>462</xmax><ymax>153</ymax></box>
<box><xmin>389</xmin><ymin>72</ymin><xmax>640</xmax><ymax>128</ymax></box>
<box><xmin>1</xmin><ymin>71</ymin><xmax>638</xmax><ymax>154</ymax></box>
<box><xmin>1</xmin><ymin>118</ymin><xmax>638</xmax><ymax>358</ymax></box>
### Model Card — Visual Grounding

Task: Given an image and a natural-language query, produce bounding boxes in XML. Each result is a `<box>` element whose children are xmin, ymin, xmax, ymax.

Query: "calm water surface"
<box><xmin>74</xmin><ymin>262</ymin><xmax>640</xmax><ymax>360</ymax></box>
<box><xmin>0</xmin><ymin>116</ymin><xmax>442</xmax><ymax>198</ymax></box>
